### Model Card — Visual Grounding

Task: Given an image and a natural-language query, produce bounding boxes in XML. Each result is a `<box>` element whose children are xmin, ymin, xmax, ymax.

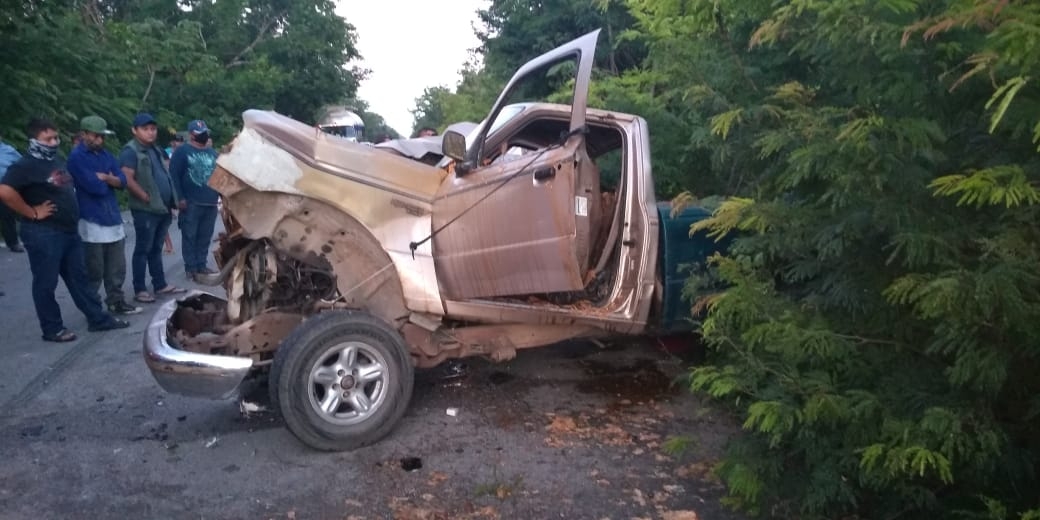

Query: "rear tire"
<box><xmin>270</xmin><ymin>310</ymin><xmax>414</xmax><ymax>451</ymax></box>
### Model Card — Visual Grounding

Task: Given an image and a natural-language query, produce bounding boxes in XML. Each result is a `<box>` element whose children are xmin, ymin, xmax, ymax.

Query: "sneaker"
<box><xmin>109</xmin><ymin>302</ymin><xmax>143</xmax><ymax>315</ymax></box>
<box><xmin>88</xmin><ymin>318</ymin><xmax>130</xmax><ymax>332</ymax></box>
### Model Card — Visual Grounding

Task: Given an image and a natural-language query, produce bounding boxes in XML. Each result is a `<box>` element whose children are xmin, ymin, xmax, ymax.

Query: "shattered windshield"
<box><xmin>465</xmin><ymin>104</ymin><xmax>527</xmax><ymax>150</ymax></box>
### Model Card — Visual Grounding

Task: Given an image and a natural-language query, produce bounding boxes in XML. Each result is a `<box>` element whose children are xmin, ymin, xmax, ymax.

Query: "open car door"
<box><xmin>431</xmin><ymin>30</ymin><xmax>602</xmax><ymax>300</ymax></box>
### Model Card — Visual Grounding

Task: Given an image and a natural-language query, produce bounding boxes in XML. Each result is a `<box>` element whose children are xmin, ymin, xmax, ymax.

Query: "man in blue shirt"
<box><xmin>67</xmin><ymin>115</ymin><xmax>141</xmax><ymax>315</ymax></box>
<box><xmin>0</xmin><ymin>137</ymin><xmax>25</xmax><ymax>253</ymax></box>
<box><xmin>119</xmin><ymin>112</ymin><xmax>185</xmax><ymax>303</ymax></box>
<box><xmin>169</xmin><ymin>119</ymin><xmax>220</xmax><ymax>281</ymax></box>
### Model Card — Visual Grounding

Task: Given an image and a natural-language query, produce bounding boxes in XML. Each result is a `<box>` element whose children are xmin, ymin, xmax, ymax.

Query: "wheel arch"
<box><xmin>221</xmin><ymin>187</ymin><xmax>412</xmax><ymax>330</ymax></box>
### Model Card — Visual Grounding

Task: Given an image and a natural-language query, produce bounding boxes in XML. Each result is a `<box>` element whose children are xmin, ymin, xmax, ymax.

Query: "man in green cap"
<box><xmin>67</xmin><ymin>115</ymin><xmax>141</xmax><ymax>315</ymax></box>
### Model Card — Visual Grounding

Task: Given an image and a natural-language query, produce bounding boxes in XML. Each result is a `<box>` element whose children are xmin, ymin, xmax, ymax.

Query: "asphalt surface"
<box><xmin>0</xmin><ymin>213</ymin><xmax>743</xmax><ymax>520</ymax></box>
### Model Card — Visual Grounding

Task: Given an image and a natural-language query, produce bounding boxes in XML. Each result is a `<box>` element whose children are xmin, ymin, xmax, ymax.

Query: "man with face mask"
<box><xmin>0</xmin><ymin>117</ymin><xmax>130</xmax><ymax>342</ymax></box>
<box><xmin>67</xmin><ymin>115</ymin><xmax>141</xmax><ymax>315</ymax></box>
<box><xmin>119</xmin><ymin>113</ymin><xmax>185</xmax><ymax>303</ymax></box>
<box><xmin>169</xmin><ymin>119</ymin><xmax>220</xmax><ymax>282</ymax></box>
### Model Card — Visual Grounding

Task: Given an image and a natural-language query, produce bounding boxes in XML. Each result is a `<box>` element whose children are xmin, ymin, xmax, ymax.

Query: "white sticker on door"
<box><xmin>575</xmin><ymin>196</ymin><xmax>588</xmax><ymax>217</ymax></box>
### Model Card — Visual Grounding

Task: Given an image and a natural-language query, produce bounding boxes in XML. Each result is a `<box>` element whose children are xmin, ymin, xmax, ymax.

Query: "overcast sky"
<box><xmin>336</xmin><ymin>1</ymin><xmax>489</xmax><ymax>136</ymax></box>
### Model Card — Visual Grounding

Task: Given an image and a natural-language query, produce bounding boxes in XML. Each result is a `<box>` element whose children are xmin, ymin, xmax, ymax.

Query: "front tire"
<box><xmin>270</xmin><ymin>310</ymin><xmax>414</xmax><ymax>451</ymax></box>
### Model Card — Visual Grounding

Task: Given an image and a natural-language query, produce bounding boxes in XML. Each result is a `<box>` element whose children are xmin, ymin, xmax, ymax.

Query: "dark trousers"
<box><xmin>178</xmin><ymin>202</ymin><xmax>218</xmax><ymax>273</ymax></box>
<box><xmin>19</xmin><ymin>222</ymin><xmax>112</xmax><ymax>336</ymax></box>
<box><xmin>85</xmin><ymin>238</ymin><xmax>128</xmax><ymax>307</ymax></box>
<box><xmin>131</xmin><ymin>209</ymin><xmax>171</xmax><ymax>294</ymax></box>
<box><xmin>0</xmin><ymin>201</ymin><xmax>19</xmax><ymax>248</ymax></box>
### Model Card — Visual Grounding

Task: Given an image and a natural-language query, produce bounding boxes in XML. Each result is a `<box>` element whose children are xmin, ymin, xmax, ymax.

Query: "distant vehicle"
<box><xmin>317</xmin><ymin>107</ymin><xmax>365</xmax><ymax>142</ymax></box>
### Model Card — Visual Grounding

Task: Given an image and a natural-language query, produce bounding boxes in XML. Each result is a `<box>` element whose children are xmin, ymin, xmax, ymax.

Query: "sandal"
<box><xmin>135</xmin><ymin>291</ymin><xmax>156</xmax><ymax>303</ymax></box>
<box><xmin>42</xmin><ymin>329</ymin><xmax>77</xmax><ymax>342</ymax></box>
<box><xmin>155</xmin><ymin>285</ymin><xmax>187</xmax><ymax>295</ymax></box>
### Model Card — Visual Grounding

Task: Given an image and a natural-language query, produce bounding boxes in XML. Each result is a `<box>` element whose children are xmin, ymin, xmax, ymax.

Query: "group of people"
<box><xmin>0</xmin><ymin>112</ymin><xmax>221</xmax><ymax>342</ymax></box>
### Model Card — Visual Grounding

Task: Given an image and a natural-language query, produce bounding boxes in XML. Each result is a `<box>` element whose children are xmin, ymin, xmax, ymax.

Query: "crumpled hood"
<box><xmin>374</xmin><ymin>122</ymin><xmax>478</xmax><ymax>163</ymax></box>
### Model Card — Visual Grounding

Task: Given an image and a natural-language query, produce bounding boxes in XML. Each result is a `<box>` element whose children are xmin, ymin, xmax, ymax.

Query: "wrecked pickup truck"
<box><xmin>143</xmin><ymin>29</ymin><xmax>728</xmax><ymax>451</ymax></box>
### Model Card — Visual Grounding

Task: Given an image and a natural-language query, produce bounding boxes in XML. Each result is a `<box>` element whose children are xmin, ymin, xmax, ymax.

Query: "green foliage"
<box><xmin>930</xmin><ymin>166</ymin><xmax>1040</xmax><ymax>208</ymax></box>
<box><xmin>681</xmin><ymin>0</ymin><xmax>1040</xmax><ymax>518</ymax></box>
<box><xmin>410</xmin><ymin>4</ymin><xmax>1040</xmax><ymax>517</ymax></box>
<box><xmin>0</xmin><ymin>0</ymin><xmax>392</xmax><ymax>156</ymax></box>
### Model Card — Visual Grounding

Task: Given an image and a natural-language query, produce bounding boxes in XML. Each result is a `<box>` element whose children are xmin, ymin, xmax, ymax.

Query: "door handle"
<box><xmin>533</xmin><ymin>165</ymin><xmax>556</xmax><ymax>181</ymax></box>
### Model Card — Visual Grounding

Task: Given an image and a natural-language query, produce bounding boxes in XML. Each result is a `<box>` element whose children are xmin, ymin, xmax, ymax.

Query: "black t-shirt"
<box><xmin>0</xmin><ymin>156</ymin><xmax>80</xmax><ymax>232</ymax></box>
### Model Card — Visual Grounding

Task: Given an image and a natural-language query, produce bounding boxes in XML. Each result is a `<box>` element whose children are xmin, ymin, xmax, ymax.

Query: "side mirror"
<box><xmin>441</xmin><ymin>130</ymin><xmax>467</xmax><ymax>162</ymax></box>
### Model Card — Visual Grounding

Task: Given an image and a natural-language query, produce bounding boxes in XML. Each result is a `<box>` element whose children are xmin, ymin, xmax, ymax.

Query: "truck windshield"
<box><xmin>465</xmin><ymin>104</ymin><xmax>527</xmax><ymax>149</ymax></box>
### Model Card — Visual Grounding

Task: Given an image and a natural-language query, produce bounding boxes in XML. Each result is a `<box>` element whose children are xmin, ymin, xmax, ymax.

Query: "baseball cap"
<box><xmin>132</xmin><ymin>113</ymin><xmax>157</xmax><ymax>127</ymax></box>
<box><xmin>81</xmin><ymin>115</ymin><xmax>115</xmax><ymax>135</ymax></box>
<box><xmin>187</xmin><ymin>119</ymin><xmax>209</xmax><ymax>135</ymax></box>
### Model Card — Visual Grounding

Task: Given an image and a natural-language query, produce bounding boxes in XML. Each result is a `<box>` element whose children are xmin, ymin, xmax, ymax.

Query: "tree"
<box><xmin>410</xmin><ymin>85</ymin><xmax>451</xmax><ymax>135</ymax></box>
<box><xmin>412</xmin><ymin>0</ymin><xmax>1040</xmax><ymax>517</ymax></box>
<box><xmin>0</xmin><ymin>0</ymin><xmax>365</xmax><ymax>149</ymax></box>
<box><xmin>678</xmin><ymin>1</ymin><xmax>1040</xmax><ymax>518</ymax></box>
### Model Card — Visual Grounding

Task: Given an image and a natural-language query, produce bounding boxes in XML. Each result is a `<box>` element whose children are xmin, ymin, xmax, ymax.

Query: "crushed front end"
<box><xmin>143</xmin><ymin>182</ymin><xmax>344</xmax><ymax>399</ymax></box>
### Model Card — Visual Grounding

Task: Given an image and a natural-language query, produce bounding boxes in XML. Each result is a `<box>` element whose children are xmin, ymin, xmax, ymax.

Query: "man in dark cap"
<box><xmin>169</xmin><ymin>119</ymin><xmax>220</xmax><ymax>281</ymax></box>
<box><xmin>119</xmin><ymin>112</ymin><xmax>185</xmax><ymax>303</ymax></box>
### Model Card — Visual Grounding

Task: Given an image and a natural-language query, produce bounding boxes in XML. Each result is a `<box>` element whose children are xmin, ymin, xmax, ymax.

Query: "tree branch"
<box><xmin>81</xmin><ymin>0</ymin><xmax>104</xmax><ymax>30</ymax></box>
<box><xmin>225</xmin><ymin>11</ymin><xmax>286</xmax><ymax>69</ymax></box>
<box><xmin>715</xmin><ymin>7</ymin><xmax>760</xmax><ymax>93</ymax></box>
<box><xmin>141</xmin><ymin>66</ymin><xmax>155</xmax><ymax>105</ymax></box>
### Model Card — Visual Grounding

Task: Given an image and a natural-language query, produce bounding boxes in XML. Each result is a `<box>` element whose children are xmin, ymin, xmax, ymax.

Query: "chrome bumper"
<box><xmin>143</xmin><ymin>291</ymin><xmax>253</xmax><ymax>400</ymax></box>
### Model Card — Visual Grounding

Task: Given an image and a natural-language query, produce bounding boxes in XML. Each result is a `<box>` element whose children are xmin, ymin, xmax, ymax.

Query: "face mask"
<box><xmin>28</xmin><ymin>138</ymin><xmax>59</xmax><ymax>161</ymax></box>
<box><xmin>192</xmin><ymin>132</ymin><xmax>209</xmax><ymax>145</ymax></box>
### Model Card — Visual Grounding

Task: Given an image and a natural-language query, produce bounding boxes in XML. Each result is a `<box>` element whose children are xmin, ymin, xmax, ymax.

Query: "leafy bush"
<box><xmin>681</xmin><ymin>1</ymin><xmax>1040</xmax><ymax>518</ymax></box>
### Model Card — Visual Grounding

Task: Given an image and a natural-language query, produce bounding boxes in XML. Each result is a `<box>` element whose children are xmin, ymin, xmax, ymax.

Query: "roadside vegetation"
<box><xmin>6</xmin><ymin>0</ymin><xmax>1038</xmax><ymax>518</ymax></box>
<box><xmin>413</xmin><ymin>1</ymin><xmax>1040</xmax><ymax>518</ymax></box>
<box><xmin>0</xmin><ymin>0</ymin><xmax>397</xmax><ymax>146</ymax></box>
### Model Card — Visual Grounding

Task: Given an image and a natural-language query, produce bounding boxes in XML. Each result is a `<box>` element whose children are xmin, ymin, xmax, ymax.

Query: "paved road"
<box><xmin>0</xmin><ymin>215</ymin><xmax>742</xmax><ymax>520</ymax></box>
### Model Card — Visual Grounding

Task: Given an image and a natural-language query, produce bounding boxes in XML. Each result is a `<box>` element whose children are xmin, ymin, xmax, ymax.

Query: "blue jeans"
<box><xmin>131</xmin><ymin>209</ymin><xmax>172</xmax><ymax>294</ymax></box>
<box><xmin>19</xmin><ymin>222</ymin><xmax>113</xmax><ymax>336</ymax></box>
<box><xmin>178</xmin><ymin>202</ymin><xmax>218</xmax><ymax>273</ymax></box>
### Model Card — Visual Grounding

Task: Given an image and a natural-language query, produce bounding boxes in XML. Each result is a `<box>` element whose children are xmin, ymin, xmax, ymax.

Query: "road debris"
<box><xmin>660</xmin><ymin>511</ymin><xmax>699</xmax><ymax>520</ymax></box>
<box><xmin>239</xmin><ymin>399</ymin><xmax>267</xmax><ymax>415</ymax></box>
<box><xmin>400</xmin><ymin>457</ymin><xmax>422</xmax><ymax>471</ymax></box>
<box><xmin>204</xmin><ymin>436</ymin><xmax>219</xmax><ymax>448</ymax></box>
